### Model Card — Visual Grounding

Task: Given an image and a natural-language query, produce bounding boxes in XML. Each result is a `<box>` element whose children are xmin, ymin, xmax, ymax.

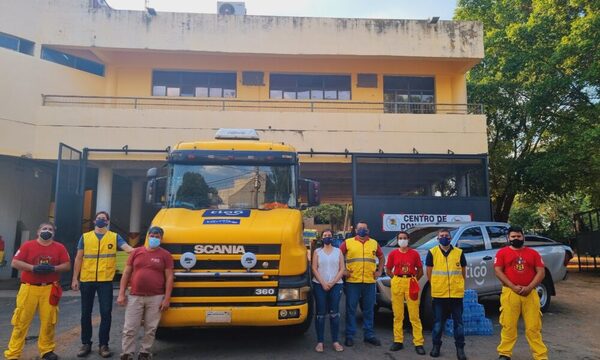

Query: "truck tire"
<box><xmin>419</xmin><ymin>285</ymin><xmax>433</xmax><ymax>330</ymax></box>
<box><xmin>537</xmin><ymin>279</ymin><xmax>552</xmax><ymax>313</ymax></box>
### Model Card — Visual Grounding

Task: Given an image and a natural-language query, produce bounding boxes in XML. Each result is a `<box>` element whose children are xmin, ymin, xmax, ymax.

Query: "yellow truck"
<box><xmin>145</xmin><ymin>129</ymin><xmax>319</xmax><ymax>334</ymax></box>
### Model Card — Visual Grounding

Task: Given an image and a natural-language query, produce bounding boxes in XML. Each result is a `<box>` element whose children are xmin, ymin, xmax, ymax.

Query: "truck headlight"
<box><xmin>278</xmin><ymin>287</ymin><xmax>310</xmax><ymax>301</ymax></box>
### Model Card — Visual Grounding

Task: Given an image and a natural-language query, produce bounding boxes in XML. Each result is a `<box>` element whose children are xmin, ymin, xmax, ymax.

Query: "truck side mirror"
<box><xmin>299</xmin><ymin>178</ymin><xmax>320</xmax><ymax>208</ymax></box>
<box><xmin>145</xmin><ymin>168</ymin><xmax>166</xmax><ymax>207</ymax></box>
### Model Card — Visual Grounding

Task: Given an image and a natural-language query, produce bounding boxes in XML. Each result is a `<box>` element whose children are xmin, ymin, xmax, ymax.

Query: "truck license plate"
<box><xmin>206</xmin><ymin>311</ymin><xmax>231</xmax><ymax>323</ymax></box>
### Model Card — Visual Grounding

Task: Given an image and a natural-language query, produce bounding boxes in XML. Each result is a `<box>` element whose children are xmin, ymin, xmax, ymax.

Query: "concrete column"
<box><xmin>96</xmin><ymin>166</ymin><xmax>113</xmax><ymax>215</ymax></box>
<box><xmin>128</xmin><ymin>179</ymin><xmax>144</xmax><ymax>246</ymax></box>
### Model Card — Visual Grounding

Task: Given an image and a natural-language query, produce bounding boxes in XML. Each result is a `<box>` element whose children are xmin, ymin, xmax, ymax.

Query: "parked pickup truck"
<box><xmin>376</xmin><ymin>222</ymin><xmax>573</xmax><ymax>328</ymax></box>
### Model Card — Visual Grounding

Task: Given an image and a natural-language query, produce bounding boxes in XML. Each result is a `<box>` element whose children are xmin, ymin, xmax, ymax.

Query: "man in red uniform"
<box><xmin>494</xmin><ymin>226</ymin><xmax>547</xmax><ymax>360</ymax></box>
<box><xmin>117</xmin><ymin>226</ymin><xmax>173</xmax><ymax>360</ymax></box>
<box><xmin>4</xmin><ymin>222</ymin><xmax>71</xmax><ymax>360</ymax></box>
<box><xmin>386</xmin><ymin>231</ymin><xmax>426</xmax><ymax>355</ymax></box>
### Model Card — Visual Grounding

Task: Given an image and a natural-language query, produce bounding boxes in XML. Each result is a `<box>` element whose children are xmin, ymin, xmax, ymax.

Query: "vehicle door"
<box><xmin>455</xmin><ymin>225</ymin><xmax>494</xmax><ymax>294</ymax></box>
<box><xmin>485</xmin><ymin>225</ymin><xmax>510</xmax><ymax>292</ymax></box>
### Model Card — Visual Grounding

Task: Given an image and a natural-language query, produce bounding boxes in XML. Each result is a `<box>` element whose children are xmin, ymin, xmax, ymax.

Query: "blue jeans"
<box><xmin>344</xmin><ymin>282</ymin><xmax>376</xmax><ymax>340</ymax></box>
<box><xmin>80</xmin><ymin>281</ymin><xmax>113</xmax><ymax>346</ymax></box>
<box><xmin>431</xmin><ymin>297</ymin><xmax>465</xmax><ymax>348</ymax></box>
<box><xmin>314</xmin><ymin>282</ymin><xmax>343</xmax><ymax>343</ymax></box>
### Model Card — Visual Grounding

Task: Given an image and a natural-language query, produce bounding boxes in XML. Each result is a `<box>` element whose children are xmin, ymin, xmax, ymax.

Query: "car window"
<box><xmin>456</xmin><ymin>226</ymin><xmax>486</xmax><ymax>253</ymax></box>
<box><xmin>525</xmin><ymin>235</ymin><xmax>556</xmax><ymax>246</ymax></box>
<box><xmin>487</xmin><ymin>226</ymin><xmax>508</xmax><ymax>249</ymax></box>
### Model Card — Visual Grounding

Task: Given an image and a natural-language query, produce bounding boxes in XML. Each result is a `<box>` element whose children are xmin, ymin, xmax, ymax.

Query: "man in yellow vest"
<box><xmin>426</xmin><ymin>228</ymin><xmax>467</xmax><ymax>360</ymax></box>
<box><xmin>71</xmin><ymin>211</ymin><xmax>134</xmax><ymax>358</ymax></box>
<box><xmin>339</xmin><ymin>221</ymin><xmax>385</xmax><ymax>347</ymax></box>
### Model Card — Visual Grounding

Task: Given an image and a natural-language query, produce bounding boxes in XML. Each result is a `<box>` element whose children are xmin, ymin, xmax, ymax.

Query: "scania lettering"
<box><xmin>194</xmin><ymin>245</ymin><xmax>246</xmax><ymax>255</ymax></box>
<box><xmin>145</xmin><ymin>129</ymin><xmax>319</xmax><ymax>334</ymax></box>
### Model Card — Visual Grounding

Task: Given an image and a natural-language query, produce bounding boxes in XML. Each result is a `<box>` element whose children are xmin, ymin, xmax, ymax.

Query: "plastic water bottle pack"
<box><xmin>444</xmin><ymin>290</ymin><xmax>493</xmax><ymax>336</ymax></box>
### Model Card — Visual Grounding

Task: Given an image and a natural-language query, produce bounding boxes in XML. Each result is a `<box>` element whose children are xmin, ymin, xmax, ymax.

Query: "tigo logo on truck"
<box><xmin>194</xmin><ymin>245</ymin><xmax>246</xmax><ymax>254</ymax></box>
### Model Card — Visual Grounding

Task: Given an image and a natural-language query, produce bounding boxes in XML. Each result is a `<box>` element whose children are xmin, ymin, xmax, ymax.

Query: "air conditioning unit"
<box><xmin>217</xmin><ymin>2</ymin><xmax>246</xmax><ymax>15</ymax></box>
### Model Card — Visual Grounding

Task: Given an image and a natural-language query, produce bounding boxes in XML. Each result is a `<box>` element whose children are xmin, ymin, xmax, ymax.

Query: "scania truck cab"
<box><xmin>145</xmin><ymin>129</ymin><xmax>318</xmax><ymax>333</ymax></box>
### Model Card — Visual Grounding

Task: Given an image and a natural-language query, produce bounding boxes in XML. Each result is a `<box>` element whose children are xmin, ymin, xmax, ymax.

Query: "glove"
<box><xmin>33</xmin><ymin>263</ymin><xmax>56</xmax><ymax>274</ymax></box>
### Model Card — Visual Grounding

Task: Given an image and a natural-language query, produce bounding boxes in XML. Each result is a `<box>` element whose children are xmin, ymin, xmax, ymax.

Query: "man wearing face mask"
<box><xmin>4</xmin><ymin>222</ymin><xmax>70</xmax><ymax>360</ymax></box>
<box><xmin>339</xmin><ymin>221</ymin><xmax>385</xmax><ymax>347</ymax></box>
<box><xmin>72</xmin><ymin>211</ymin><xmax>134</xmax><ymax>358</ymax></box>
<box><xmin>494</xmin><ymin>226</ymin><xmax>547</xmax><ymax>360</ymax></box>
<box><xmin>117</xmin><ymin>226</ymin><xmax>173</xmax><ymax>360</ymax></box>
<box><xmin>426</xmin><ymin>228</ymin><xmax>467</xmax><ymax>360</ymax></box>
<box><xmin>385</xmin><ymin>231</ymin><xmax>425</xmax><ymax>355</ymax></box>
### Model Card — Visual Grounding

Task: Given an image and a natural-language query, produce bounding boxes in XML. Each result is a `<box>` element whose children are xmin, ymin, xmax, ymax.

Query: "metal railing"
<box><xmin>41</xmin><ymin>94</ymin><xmax>484</xmax><ymax>115</ymax></box>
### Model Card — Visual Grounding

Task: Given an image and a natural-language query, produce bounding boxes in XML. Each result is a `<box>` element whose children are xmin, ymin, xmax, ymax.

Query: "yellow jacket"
<box><xmin>429</xmin><ymin>246</ymin><xmax>464</xmax><ymax>298</ymax></box>
<box><xmin>345</xmin><ymin>237</ymin><xmax>379</xmax><ymax>284</ymax></box>
<box><xmin>81</xmin><ymin>231</ymin><xmax>117</xmax><ymax>282</ymax></box>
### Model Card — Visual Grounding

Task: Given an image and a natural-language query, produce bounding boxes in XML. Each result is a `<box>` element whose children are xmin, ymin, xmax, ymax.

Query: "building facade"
<box><xmin>0</xmin><ymin>0</ymin><xmax>488</xmax><ymax>278</ymax></box>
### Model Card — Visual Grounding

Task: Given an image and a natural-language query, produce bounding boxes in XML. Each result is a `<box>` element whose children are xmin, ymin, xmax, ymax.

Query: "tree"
<box><xmin>303</xmin><ymin>204</ymin><xmax>351</xmax><ymax>231</ymax></box>
<box><xmin>455</xmin><ymin>0</ymin><xmax>600</xmax><ymax>221</ymax></box>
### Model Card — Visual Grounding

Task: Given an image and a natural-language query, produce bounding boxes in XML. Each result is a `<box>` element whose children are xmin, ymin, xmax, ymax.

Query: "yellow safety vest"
<box><xmin>429</xmin><ymin>246</ymin><xmax>465</xmax><ymax>298</ymax></box>
<box><xmin>81</xmin><ymin>231</ymin><xmax>117</xmax><ymax>282</ymax></box>
<box><xmin>345</xmin><ymin>237</ymin><xmax>379</xmax><ymax>284</ymax></box>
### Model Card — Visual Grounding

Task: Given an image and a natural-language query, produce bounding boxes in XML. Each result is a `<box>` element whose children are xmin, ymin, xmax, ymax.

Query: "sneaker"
<box><xmin>389</xmin><ymin>342</ymin><xmax>403</xmax><ymax>351</ymax></box>
<box><xmin>137</xmin><ymin>353</ymin><xmax>152</xmax><ymax>360</ymax></box>
<box><xmin>344</xmin><ymin>338</ymin><xmax>354</xmax><ymax>347</ymax></box>
<box><xmin>430</xmin><ymin>344</ymin><xmax>441</xmax><ymax>357</ymax></box>
<box><xmin>415</xmin><ymin>345</ymin><xmax>426</xmax><ymax>355</ymax></box>
<box><xmin>498</xmin><ymin>356</ymin><xmax>511</xmax><ymax>360</ymax></box>
<box><xmin>364</xmin><ymin>337</ymin><xmax>381</xmax><ymax>346</ymax></box>
<box><xmin>120</xmin><ymin>354</ymin><xmax>134</xmax><ymax>360</ymax></box>
<box><xmin>456</xmin><ymin>347</ymin><xmax>467</xmax><ymax>360</ymax></box>
<box><xmin>99</xmin><ymin>345</ymin><xmax>112</xmax><ymax>358</ymax></box>
<box><xmin>77</xmin><ymin>344</ymin><xmax>92</xmax><ymax>358</ymax></box>
<box><xmin>41</xmin><ymin>351</ymin><xmax>59</xmax><ymax>360</ymax></box>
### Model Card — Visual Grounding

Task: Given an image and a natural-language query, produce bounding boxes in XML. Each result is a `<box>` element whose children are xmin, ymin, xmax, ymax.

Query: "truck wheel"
<box><xmin>537</xmin><ymin>279</ymin><xmax>552</xmax><ymax>313</ymax></box>
<box><xmin>419</xmin><ymin>285</ymin><xmax>433</xmax><ymax>330</ymax></box>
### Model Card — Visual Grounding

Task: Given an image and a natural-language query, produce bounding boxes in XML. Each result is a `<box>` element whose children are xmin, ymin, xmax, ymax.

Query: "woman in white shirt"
<box><xmin>312</xmin><ymin>229</ymin><xmax>345</xmax><ymax>353</ymax></box>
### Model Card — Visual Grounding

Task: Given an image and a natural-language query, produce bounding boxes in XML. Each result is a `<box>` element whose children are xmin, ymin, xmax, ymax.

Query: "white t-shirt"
<box><xmin>312</xmin><ymin>247</ymin><xmax>343</xmax><ymax>284</ymax></box>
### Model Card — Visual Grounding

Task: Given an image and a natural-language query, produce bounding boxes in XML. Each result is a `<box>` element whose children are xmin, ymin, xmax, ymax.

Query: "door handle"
<box><xmin>482</xmin><ymin>256</ymin><xmax>493</xmax><ymax>261</ymax></box>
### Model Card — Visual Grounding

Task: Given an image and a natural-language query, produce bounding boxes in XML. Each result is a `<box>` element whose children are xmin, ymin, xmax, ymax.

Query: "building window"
<box><xmin>355</xmin><ymin>157</ymin><xmax>487</xmax><ymax>197</ymax></box>
<box><xmin>0</xmin><ymin>32</ymin><xmax>34</xmax><ymax>55</ymax></box>
<box><xmin>383</xmin><ymin>76</ymin><xmax>435</xmax><ymax>113</ymax></box>
<box><xmin>242</xmin><ymin>71</ymin><xmax>264</xmax><ymax>86</ymax></box>
<box><xmin>152</xmin><ymin>70</ymin><xmax>236</xmax><ymax>98</ymax></box>
<box><xmin>41</xmin><ymin>46</ymin><xmax>105</xmax><ymax>76</ymax></box>
<box><xmin>357</xmin><ymin>73</ymin><xmax>378</xmax><ymax>88</ymax></box>
<box><xmin>269</xmin><ymin>74</ymin><xmax>351</xmax><ymax>100</ymax></box>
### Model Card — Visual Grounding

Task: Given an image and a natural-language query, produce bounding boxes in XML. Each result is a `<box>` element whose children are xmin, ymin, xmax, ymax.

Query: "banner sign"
<box><xmin>382</xmin><ymin>213</ymin><xmax>472</xmax><ymax>231</ymax></box>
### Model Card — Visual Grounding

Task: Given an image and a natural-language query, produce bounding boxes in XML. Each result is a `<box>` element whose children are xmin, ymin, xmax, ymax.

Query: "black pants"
<box><xmin>80</xmin><ymin>281</ymin><xmax>113</xmax><ymax>346</ymax></box>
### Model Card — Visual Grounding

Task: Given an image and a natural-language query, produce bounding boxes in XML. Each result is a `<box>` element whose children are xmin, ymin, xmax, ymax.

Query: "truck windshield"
<box><xmin>167</xmin><ymin>164</ymin><xmax>297</xmax><ymax>210</ymax></box>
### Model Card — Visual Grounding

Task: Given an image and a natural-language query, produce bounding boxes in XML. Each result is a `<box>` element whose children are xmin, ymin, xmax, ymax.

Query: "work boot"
<box><xmin>456</xmin><ymin>347</ymin><xmax>467</xmax><ymax>360</ymax></box>
<box><xmin>120</xmin><ymin>354</ymin><xmax>134</xmax><ymax>360</ymax></box>
<box><xmin>77</xmin><ymin>344</ymin><xmax>92</xmax><ymax>358</ymax></box>
<box><xmin>430</xmin><ymin>344</ymin><xmax>441</xmax><ymax>357</ymax></box>
<box><xmin>137</xmin><ymin>353</ymin><xmax>152</xmax><ymax>360</ymax></box>
<box><xmin>498</xmin><ymin>356</ymin><xmax>511</xmax><ymax>360</ymax></box>
<box><xmin>41</xmin><ymin>351</ymin><xmax>59</xmax><ymax>360</ymax></box>
<box><xmin>389</xmin><ymin>342</ymin><xmax>403</xmax><ymax>351</ymax></box>
<box><xmin>415</xmin><ymin>345</ymin><xmax>426</xmax><ymax>355</ymax></box>
<box><xmin>99</xmin><ymin>345</ymin><xmax>112</xmax><ymax>358</ymax></box>
<box><xmin>344</xmin><ymin>338</ymin><xmax>354</xmax><ymax>347</ymax></box>
<box><xmin>364</xmin><ymin>337</ymin><xmax>381</xmax><ymax>346</ymax></box>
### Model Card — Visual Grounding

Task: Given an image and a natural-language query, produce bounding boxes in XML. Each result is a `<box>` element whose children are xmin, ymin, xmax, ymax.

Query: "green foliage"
<box><xmin>303</xmin><ymin>204</ymin><xmax>352</xmax><ymax>231</ymax></box>
<box><xmin>456</xmin><ymin>0</ymin><xmax>600</xmax><ymax>221</ymax></box>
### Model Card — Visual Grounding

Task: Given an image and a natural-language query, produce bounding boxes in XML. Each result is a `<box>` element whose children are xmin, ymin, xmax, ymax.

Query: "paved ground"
<box><xmin>1</xmin><ymin>271</ymin><xmax>599</xmax><ymax>359</ymax></box>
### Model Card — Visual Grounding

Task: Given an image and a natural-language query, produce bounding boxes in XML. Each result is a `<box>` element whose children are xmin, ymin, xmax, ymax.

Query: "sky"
<box><xmin>105</xmin><ymin>0</ymin><xmax>458</xmax><ymax>20</ymax></box>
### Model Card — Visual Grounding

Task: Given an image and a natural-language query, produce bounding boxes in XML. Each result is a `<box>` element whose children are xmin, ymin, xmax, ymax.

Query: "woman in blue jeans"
<box><xmin>312</xmin><ymin>230</ymin><xmax>345</xmax><ymax>353</ymax></box>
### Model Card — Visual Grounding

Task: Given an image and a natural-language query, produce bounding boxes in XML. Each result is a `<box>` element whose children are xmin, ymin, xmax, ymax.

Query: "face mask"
<box><xmin>322</xmin><ymin>237</ymin><xmax>333</xmax><ymax>245</ymax></box>
<box><xmin>398</xmin><ymin>239</ymin><xmax>409</xmax><ymax>248</ymax></box>
<box><xmin>509</xmin><ymin>239</ymin><xmax>524</xmax><ymax>248</ymax></box>
<box><xmin>40</xmin><ymin>231</ymin><xmax>53</xmax><ymax>241</ymax></box>
<box><xmin>148</xmin><ymin>237</ymin><xmax>161</xmax><ymax>249</ymax></box>
<box><xmin>357</xmin><ymin>228</ymin><xmax>368</xmax><ymax>237</ymax></box>
<box><xmin>95</xmin><ymin>219</ymin><xmax>108</xmax><ymax>228</ymax></box>
<box><xmin>439</xmin><ymin>236</ymin><xmax>451</xmax><ymax>246</ymax></box>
